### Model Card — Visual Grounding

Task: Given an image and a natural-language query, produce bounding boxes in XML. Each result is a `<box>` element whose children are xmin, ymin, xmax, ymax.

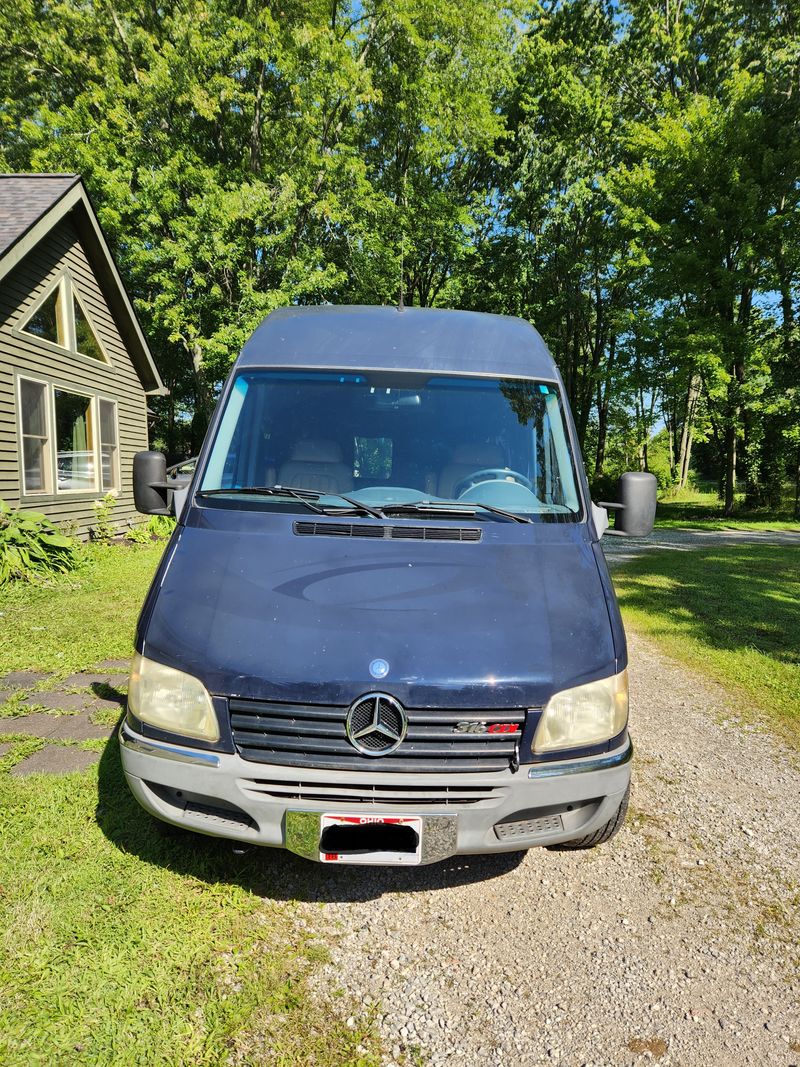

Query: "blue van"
<box><xmin>122</xmin><ymin>306</ymin><xmax>655</xmax><ymax>866</ymax></box>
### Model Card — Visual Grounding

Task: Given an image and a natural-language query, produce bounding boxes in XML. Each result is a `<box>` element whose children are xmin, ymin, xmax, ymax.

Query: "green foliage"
<box><xmin>614</xmin><ymin>545</ymin><xmax>800</xmax><ymax>748</ymax></box>
<box><xmin>0</xmin><ymin>754</ymin><xmax>379</xmax><ymax>1065</ymax></box>
<box><xmin>0</xmin><ymin>0</ymin><xmax>797</xmax><ymax>512</ymax></box>
<box><xmin>127</xmin><ymin>515</ymin><xmax>177</xmax><ymax>544</ymax></box>
<box><xmin>0</xmin><ymin>499</ymin><xmax>80</xmax><ymax>586</ymax></box>
<box><xmin>125</xmin><ymin>523</ymin><xmax>151</xmax><ymax>545</ymax></box>
<box><xmin>654</xmin><ymin>485</ymin><xmax>800</xmax><ymax>530</ymax></box>
<box><xmin>645</xmin><ymin>431</ymin><xmax>678</xmax><ymax>492</ymax></box>
<box><xmin>0</xmin><ymin>542</ymin><xmax>163</xmax><ymax>671</ymax></box>
<box><xmin>0</xmin><ymin>0</ymin><xmax>515</xmax><ymax>454</ymax></box>
<box><xmin>91</xmin><ymin>492</ymin><xmax>118</xmax><ymax>543</ymax></box>
<box><xmin>0</xmin><ymin>544</ymin><xmax>379</xmax><ymax>1065</ymax></box>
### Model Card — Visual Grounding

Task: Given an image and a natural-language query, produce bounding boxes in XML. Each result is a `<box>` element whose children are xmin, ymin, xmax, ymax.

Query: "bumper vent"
<box><xmin>494</xmin><ymin>814</ymin><xmax>563</xmax><ymax>841</ymax></box>
<box><xmin>293</xmin><ymin>521</ymin><xmax>481</xmax><ymax>542</ymax></box>
<box><xmin>230</xmin><ymin>698</ymin><xmax>525</xmax><ymax>773</ymax></box>
<box><xmin>240</xmin><ymin>777</ymin><xmax>506</xmax><ymax>807</ymax></box>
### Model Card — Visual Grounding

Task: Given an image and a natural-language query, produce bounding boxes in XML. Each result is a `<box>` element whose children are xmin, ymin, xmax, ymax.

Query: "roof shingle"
<box><xmin>0</xmin><ymin>174</ymin><xmax>80</xmax><ymax>260</ymax></box>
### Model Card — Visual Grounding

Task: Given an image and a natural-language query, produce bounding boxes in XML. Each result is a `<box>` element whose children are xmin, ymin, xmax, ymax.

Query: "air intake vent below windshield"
<box><xmin>293</xmin><ymin>521</ymin><xmax>481</xmax><ymax>542</ymax></box>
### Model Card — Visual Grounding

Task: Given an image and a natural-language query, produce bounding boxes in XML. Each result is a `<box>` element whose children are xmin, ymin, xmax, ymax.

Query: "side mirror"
<box><xmin>599</xmin><ymin>472</ymin><xmax>657</xmax><ymax>537</ymax></box>
<box><xmin>133</xmin><ymin>451</ymin><xmax>171</xmax><ymax>515</ymax></box>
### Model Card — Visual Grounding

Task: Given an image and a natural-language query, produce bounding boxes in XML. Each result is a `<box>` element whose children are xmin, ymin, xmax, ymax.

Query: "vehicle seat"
<box><xmin>389</xmin><ymin>460</ymin><xmax>437</xmax><ymax>496</ymax></box>
<box><xmin>438</xmin><ymin>443</ymin><xmax>506</xmax><ymax>498</ymax></box>
<box><xmin>277</xmin><ymin>439</ymin><xmax>354</xmax><ymax>494</ymax></box>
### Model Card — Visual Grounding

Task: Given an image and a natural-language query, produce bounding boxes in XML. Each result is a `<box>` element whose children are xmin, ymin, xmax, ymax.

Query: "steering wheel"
<box><xmin>452</xmin><ymin>467</ymin><xmax>534</xmax><ymax>497</ymax></box>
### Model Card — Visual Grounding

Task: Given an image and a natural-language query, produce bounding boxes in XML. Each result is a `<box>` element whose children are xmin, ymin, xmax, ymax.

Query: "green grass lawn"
<box><xmin>614</xmin><ymin>544</ymin><xmax>800</xmax><ymax>749</ymax></box>
<box><xmin>0</xmin><ymin>545</ymin><xmax>377</xmax><ymax>1067</ymax></box>
<box><xmin>654</xmin><ymin>486</ymin><xmax>800</xmax><ymax>532</ymax></box>
<box><xmin>0</xmin><ymin>542</ymin><xmax>163</xmax><ymax>673</ymax></box>
<box><xmin>2</xmin><ymin>537</ymin><xmax>797</xmax><ymax>1061</ymax></box>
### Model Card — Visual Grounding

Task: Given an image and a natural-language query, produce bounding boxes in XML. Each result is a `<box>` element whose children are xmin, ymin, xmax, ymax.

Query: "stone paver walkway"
<box><xmin>0</xmin><ymin>670</ymin><xmax>52</xmax><ymax>688</ymax></box>
<box><xmin>9</xmin><ymin>746</ymin><xmax>102</xmax><ymax>776</ymax></box>
<box><xmin>0</xmin><ymin>664</ymin><xmax>128</xmax><ymax>776</ymax></box>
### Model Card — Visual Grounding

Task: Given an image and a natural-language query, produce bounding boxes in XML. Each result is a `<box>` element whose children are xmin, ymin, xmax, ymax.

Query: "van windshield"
<box><xmin>198</xmin><ymin>370</ymin><xmax>582</xmax><ymax>521</ymax></box>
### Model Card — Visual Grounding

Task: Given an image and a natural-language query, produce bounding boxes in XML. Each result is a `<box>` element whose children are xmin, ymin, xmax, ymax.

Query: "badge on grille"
<box><xmin>345</xmin><ymin>693</ymin><xmax>407</xmax><ymax>756</ymax></box>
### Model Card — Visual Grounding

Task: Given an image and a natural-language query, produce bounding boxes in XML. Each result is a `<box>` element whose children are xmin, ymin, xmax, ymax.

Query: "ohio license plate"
<box><xmin>319</xmin><ymin>813</ymin><xmax>423</xmax><ymax>865</ymax></box>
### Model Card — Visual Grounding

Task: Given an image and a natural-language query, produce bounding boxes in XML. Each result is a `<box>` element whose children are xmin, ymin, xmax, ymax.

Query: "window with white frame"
<box><xmin>98</xmin><ymin>399</ymin><xmax>119</xmax><ymax>492</ymax></box>
<box><xmin>17</xmin><ymin>376</ymin><xmax>120</xmax><ymax>495</ymax></box>
<box><xmin>54</xmin><ymin>389</ymin><xmax>95</xmax><ymax>491</ymax></box>
<box><xmin>19</xmin><ymin>378</ymin><xmax>51</xmax><ymax>494</ymax></box>
<box><xmin>20</xmin><ymin>274</ymin><xmax>109</xmax><ymax>364</ymax></box>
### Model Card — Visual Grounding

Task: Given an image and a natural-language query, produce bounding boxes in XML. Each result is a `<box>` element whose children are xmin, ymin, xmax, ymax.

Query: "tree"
<box><xmin>1</xmin><ymin>0</ymin><xmax>797</xmax><ymax>503</ymax></box>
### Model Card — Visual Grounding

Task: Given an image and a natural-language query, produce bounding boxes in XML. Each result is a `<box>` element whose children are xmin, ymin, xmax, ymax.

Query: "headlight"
<box><xmin>532</xmin><ymin>669</ymin><xmax>628</xmax><ymax>754</ymax></box>
<box><xmin>127</xmin><ymin>653</ymin><xmax>219</xmax><ymax>742</ymax></box>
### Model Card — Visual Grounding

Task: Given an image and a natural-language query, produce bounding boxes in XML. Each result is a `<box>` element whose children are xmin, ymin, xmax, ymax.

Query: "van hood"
<box><xmin>140</xmin><ymin>513</ymin><xmax>621</xmax><ymax>710</ymax></box>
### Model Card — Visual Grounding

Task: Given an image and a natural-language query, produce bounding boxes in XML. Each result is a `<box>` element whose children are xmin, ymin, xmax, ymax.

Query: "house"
<box><xmin>0</xmin><ymin>174</ymin><xmax>165</xmax><ymax>537</ymax></box>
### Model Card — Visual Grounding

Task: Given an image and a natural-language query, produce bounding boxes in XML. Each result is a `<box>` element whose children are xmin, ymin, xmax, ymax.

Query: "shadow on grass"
<box><xmin>615</xmin><ymin>545</ymin><xmax>800</xmax><ymax>666</ymax></box>
<box><xmin>95</xmin><ymin>733</ymin><xmax>526</xmax><ymax>903</ymax></box>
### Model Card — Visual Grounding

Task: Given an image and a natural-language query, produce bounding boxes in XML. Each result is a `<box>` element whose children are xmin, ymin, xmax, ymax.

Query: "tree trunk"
<box><xmin>189</xmin><ymin>342</ymin><xmax>213</xmax><ymax>453</ymax></box>
<box><xmin>593</xmin><ymin>335</ymin><xmax>616</xmax><ymax>478</ymax></box>
<box><xmin>664</xmin><ymin>409</ymin><xmax>676</xmax><ymax>482</ymax></box>
<box><xmin>677</xmin><ymin>374</ymin><xmax>700</xmax><ymax>489</ymax></box>
<box><xmin>736</xmin><ymin>286</ymin><xmax>755</xmax><ymax>505</ymax></box>
<box><xmin>724</xmin><ymin>416</ymin><xmax>736</xmax><ymax>515</ymax></box>
<box><xmin>681</xmin><ymin>433</ymin><xmax>694</xmax><ymax>490</ymax></box>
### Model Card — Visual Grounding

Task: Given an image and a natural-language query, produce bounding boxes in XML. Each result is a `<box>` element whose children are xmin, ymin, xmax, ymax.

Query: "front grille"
<box><xmin>229</xmin><ymin>698</ymin><xmax>526</xmax><ymax>772</ymax></box>
<box><xmin>293</xmin><ymin>521</ymin><xmax>481</xmax><ymax>542</ymax></box>
<box><xmin>240</xmin><ymin>777</ymin><xmax>506</xmax><ymax>807</ymax></box>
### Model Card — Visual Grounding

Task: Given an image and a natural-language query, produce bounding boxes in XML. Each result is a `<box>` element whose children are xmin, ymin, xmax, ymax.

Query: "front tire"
<box><xmin>548</xmin><ymin>785</ymin><xmax>630</xmax><ymax>851</ymax></box>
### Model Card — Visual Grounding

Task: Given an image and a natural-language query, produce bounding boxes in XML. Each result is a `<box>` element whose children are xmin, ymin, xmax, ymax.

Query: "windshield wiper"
<box><xmin>197</xmin><ymin>485</ymin><xmax>386</xmax><ymax>519</ymax></box>
<box><xmin>197</xmin><ymin>487</ymin><xmax>532</xmax><ymax>523</ymax></box>
<box><xmin>379</xmin><ymin>500</ymin><xmax>533</xmax><ymax>524</ymax></box>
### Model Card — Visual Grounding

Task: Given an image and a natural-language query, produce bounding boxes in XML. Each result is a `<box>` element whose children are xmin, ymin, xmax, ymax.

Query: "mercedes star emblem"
<box><xmin>345</xmin><ymin>693</ymin><xmax>408</xmax><ymax>756</ymax></box>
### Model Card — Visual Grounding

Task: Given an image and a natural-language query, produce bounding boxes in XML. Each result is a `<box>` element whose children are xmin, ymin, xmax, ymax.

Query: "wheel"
<box><xmin>547</xmin><ymin>785</ymin><xmax>630</xmax><ymax>851</ymax></box>
<box><xmin>452</xmin><ymin>467</ymin><xmax>534</xmax><ymax>497</ymax></box>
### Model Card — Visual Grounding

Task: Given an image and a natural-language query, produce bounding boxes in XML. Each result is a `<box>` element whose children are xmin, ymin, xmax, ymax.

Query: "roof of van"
<box><xmin>237</xmin><ymin>305</ymin><xmax>558</xmax><ymax>380</ymax></box>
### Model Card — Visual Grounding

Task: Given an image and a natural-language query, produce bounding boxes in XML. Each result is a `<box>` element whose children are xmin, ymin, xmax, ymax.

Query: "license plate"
<box><xmin>319</xmin><ymin>814</ymin><xmax>423</xmax><ymax>865</ymax></box>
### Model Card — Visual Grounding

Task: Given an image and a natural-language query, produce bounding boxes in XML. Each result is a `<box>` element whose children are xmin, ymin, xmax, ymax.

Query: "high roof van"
<box><xmin>122</xmin><ymin>306</ymin><xmax>655</xmax><ymax>866</ymax></box>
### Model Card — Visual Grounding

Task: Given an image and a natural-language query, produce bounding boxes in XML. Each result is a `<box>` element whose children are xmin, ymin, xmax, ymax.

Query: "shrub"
<box><xmin>148</xmin><ymin>514</ymin><xmax>177</xmax><ymax>539</ymax></box>
<box><xmin>92</xmin><ymin>492</ymin><xmax>118</xmax><ymax>542</ymax></box>
<box><xmin>127</xmin><ymin>514</ymin><xmax>177</xmax><ymax>543</ymax></box>
<box><xmin>0</xmin><ymin>499</ymin><xmax>80</xmax><ymax>585</ymax></box>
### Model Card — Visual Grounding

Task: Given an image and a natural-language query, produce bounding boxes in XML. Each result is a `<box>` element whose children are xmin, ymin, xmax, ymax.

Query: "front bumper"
<box><xmin>119</xmin><ymin>723</ymin><xmax>632</xmax><ymax>863</ymax></box>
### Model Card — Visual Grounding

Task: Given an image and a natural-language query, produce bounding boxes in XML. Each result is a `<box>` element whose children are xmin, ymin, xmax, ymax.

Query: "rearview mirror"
<box><xmin>133</xmin><ymin>451</ymin><xmax>171</xmax><ymax>515</ymax></box>
<box><xmin>598</xmin><ymin>472</ymin><xmax>657</xmax><ymax>537</ymax></box>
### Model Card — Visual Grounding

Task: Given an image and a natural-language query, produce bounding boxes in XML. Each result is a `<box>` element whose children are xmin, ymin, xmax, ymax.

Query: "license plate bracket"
<box><xmin>319</xmin><ymin>814</ymin><xmax>423</xmax><ymax>865</ymax></box>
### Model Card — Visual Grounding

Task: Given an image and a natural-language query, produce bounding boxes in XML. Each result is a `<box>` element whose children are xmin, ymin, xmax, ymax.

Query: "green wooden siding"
<box><xmin>0</xmin><ymin>214</ymin><xmax>151</xmax><ymax>538</ymax></box>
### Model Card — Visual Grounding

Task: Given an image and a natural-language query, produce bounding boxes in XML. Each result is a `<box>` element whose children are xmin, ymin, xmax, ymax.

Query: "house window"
<box><xmin>21</xmin><ymin>276</ymin><xmax>109</xmax><ymax>364</ymax></box>
<box><xmin>73</xmin><ymin>293</ymin><xmax>105</xmax><ymax>362</ymax></box>
<box><xmin>55</xmin><ymin>390</ymin><xmax>95</xmax><ymax>491</ymax></box>
<box><xmin>19</xmin><ymin>378</ymin><xmax>51</xmax><ymax>494</ymax></box>
<box><xmin>99</xmin><ymin>399</ymin><xmax>119</xmax><ymax>491</ymax></box>
<box><xmin>23</xmin><ymin>289</ymin><xmax>67</xmax><ymax>347</ymax></box>
<box><xmin>19</xmin><ymin>377</ymin><xmax>122</xmax><ymax>497</ymax></box>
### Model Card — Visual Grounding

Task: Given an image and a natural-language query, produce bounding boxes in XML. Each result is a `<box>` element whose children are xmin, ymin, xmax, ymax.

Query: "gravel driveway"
<box><xmin>601</xmin><ymin>526</ymin><xmax>800</xmax><ymax>564</ymax></box>
<box><xmin>278</xmin><ymin>631</ymin><xmax>800</xmax><ymax>1067</ymax></box>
